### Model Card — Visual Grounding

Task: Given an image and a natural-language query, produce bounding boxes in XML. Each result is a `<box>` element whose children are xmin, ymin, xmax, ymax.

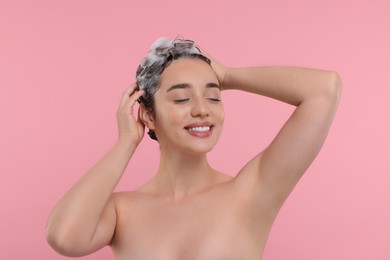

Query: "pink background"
<box><xmin>1</xmin><ymin>0</ymin><xmax>389</xmax><ymax>259</ymax></box>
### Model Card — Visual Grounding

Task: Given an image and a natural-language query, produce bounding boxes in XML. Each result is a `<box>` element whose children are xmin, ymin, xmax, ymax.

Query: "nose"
<box><xmin>191</xmin><ymin>98</ymin><xmax>209</xmax><ymax>118</ymax></box>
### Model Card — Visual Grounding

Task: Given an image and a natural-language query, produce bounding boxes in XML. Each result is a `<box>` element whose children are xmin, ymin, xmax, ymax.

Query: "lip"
<box><xmin>184</xmin><ymin>122</ymin><xmax>214</xmax><ymax>138</ymax></box>
<box><xmin>184</xmin><ymin>121</ymin><xmax>213</xmax><ymax>128</ymax></box>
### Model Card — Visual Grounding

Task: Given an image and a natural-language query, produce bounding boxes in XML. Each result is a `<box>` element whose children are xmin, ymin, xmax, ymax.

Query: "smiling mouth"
<box><xmin>187</xmin><ymin>126</ymin><xmax>212</xmax><ymax>132</ymax></box>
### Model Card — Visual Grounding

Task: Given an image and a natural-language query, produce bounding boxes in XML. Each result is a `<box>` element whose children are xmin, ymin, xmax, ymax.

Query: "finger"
<box><xmin>124</xmin><ymin>89</ymin><xmax>145</xmax><ymax>115</ymax></box>
<box><xmin>119</xmin><ymin>83</ymin><xmax>139</xmax><ymax>108</ymax></box>
<box><xmin>195</xmin><ymin>43</ymin><xmax>209</xmax><ymax>57</ymax></box>
<box><xmin>128</xmin><ymin>89</ymin><xmax>145</xmax><ymax>105</ymax></box>
<box><xmin>195</xmin><ymin>44</ymin><xmax>218</xmax><ymax>68</ymax></box>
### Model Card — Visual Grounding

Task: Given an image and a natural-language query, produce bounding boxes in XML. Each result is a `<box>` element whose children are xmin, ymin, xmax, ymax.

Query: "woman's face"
<box><xmin>151</xmin><ymin>58</ymin><xmax>224</xmax><ymax>154</ymax></box>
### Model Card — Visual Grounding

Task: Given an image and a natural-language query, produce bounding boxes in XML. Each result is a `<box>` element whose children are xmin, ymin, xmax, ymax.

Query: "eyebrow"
<box><xmin>166</xmin><ymin>82</ymin><xmax>220</xmax><ymax>92</ymax></box>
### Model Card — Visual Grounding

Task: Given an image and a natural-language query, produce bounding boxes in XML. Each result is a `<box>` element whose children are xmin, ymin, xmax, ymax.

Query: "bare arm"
<box><xmin>204</xmin><ymin>51</ymin><xmax>342</xmax><ymax>210</ymax></box>
<box><xmin>225</xmin><ymin>67</ymin><xmax>341</xmax><ymax>204</ymax></box>
<box><xmin>46</xmin><ymin>84</ymin><xmax>145</xmax><ymax>256</ymax></box>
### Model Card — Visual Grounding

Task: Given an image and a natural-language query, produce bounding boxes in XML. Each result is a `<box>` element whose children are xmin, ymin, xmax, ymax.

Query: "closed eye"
<box><xmin>207</xmin><ymin>98</ymin><xmax>221</xmax><ymax>102</ymax></box>
<box><xmin>174</xmin><ymin>99</ymin><xmax>190</xmax><ymax>104</ymax></box>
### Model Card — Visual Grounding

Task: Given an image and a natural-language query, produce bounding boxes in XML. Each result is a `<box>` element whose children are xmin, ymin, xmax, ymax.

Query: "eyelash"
<box><xmin>174</xmin><ymin>99</ymin><xmax>190</xmax><ymax>104</ymax></box>
<box><xmin>174</xmin><ymin>98</ymin><xmax>221</xmax><ymax>104</ymax></box>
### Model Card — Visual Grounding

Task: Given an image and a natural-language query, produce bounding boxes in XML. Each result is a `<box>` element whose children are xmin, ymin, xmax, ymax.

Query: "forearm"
<box><xmin>223</xmin><ymin>66</ymin><xmax>342</xmax><ymax>106</ymax></box>
<box><xmin>46</xmin><ymin>139</ymin><xmax>136</xmax><ymax>243</ymax></box>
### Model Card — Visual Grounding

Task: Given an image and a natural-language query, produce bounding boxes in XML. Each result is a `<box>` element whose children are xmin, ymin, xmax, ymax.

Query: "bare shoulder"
<box><xmin>111</xmin><ymin>190</ymin><xmax>151</xmax><ymax>209</ymax></box>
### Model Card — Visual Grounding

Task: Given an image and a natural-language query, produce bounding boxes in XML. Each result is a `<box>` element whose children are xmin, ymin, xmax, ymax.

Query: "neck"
<box><xmin>152</xmin><ymin>148</ymin><xmax>216</xmax><ymax>201</ymax></box>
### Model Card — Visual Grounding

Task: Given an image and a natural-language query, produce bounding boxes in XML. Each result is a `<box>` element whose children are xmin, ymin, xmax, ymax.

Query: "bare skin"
<box><xmin>46</xmin><ymin>53</ymin><xmax>342</xmax><ymax>259</ymax></box>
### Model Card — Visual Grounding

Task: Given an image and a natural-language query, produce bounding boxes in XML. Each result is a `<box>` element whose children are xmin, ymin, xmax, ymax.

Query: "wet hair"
<box><xmin>136</xmin><ymin>37</ymin><xmax>211</xmax><ymax>141</ymax></box>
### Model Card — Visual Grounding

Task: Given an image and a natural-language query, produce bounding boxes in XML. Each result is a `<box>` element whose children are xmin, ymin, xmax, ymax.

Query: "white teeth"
<box><xmin>188</xmin><ymin>126</ymin><xmax>211</xmax><ymax>132</ymax></box>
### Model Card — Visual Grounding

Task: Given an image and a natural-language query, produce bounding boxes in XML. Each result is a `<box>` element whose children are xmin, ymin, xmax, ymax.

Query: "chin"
<box><xmin>181</xmin><ymin>146</ymin><xmax>215</xmax><ymax>156</ymax></box>
<box><xmin>182</xmin><ymin>138</ymin><xmax>220</xmax><ymax>155</ymax></box>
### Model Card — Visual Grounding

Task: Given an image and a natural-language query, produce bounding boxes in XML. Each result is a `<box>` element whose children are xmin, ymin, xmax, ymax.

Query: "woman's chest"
<box><xmin>112</xmin><ymin>192</ymin><xmax>266</xmax><ymax>259</ymax></box>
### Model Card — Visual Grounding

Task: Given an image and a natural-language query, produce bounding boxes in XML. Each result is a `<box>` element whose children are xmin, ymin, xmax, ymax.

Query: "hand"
<box><xmin>196</xmin><ymin>46</ymin><xmax>228</xmax><ymax>88</ymax></box>
<box><xmin>116</xmin><ymin>83</ymin><xmax>145</xmax><ymax>145</ymax></box>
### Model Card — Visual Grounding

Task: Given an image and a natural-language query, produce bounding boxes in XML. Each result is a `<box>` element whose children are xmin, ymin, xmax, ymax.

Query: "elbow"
<box><xmin>46</xmin><ymin>226</ymin><xmax>75</xmax><ymax>256</ymax></box>
<box><xmin>322</xmin><ymin>71</ymin><xmax>343</xmax><ymax>103</ymax></box>
<box><xmin>46</xmin><ymin>223</ymin><xmax>88</xmax><ymax>257</ymax></box>
<box><xmin>330</xmin><ymin>71</ymin><xmax>343</xmax><ymax>97</ymax></box>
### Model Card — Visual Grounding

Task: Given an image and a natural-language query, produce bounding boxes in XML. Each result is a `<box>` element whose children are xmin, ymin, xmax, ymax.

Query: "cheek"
<box><xmin>215</xmin><ymin>105</ymin><xmax>225</xmax><ymax>123</ymax></box>
<box><xmin>155</xmin><ymin>105</ymin><xmax>188</xmax><ymax>127</ymax></box>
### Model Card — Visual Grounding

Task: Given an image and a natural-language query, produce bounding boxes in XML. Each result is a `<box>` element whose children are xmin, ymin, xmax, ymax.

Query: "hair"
<box><xmin>136</xmin><ymin>37</ymin><xmax>211</xmax><ymax>141</ymax></box>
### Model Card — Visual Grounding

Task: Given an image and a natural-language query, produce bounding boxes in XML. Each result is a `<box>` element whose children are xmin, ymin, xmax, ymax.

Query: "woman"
<box><xmin>46</xmin><ymin>37</ymin><xmax>342</xmax><ymax>259</ymax></box>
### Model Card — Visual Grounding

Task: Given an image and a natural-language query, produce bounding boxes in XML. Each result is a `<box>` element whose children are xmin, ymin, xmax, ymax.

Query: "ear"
<box><xmin>139</xmin><ymin>104</ymin><xmax>156</xmax><ymax>130</ymax></box>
